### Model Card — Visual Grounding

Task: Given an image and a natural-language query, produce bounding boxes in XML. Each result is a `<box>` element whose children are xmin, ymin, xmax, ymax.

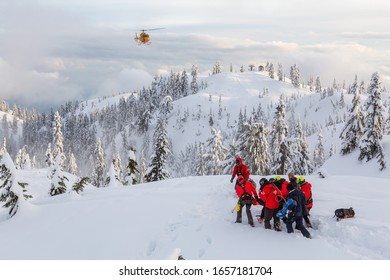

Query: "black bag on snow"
<box><xmin>334</xmin><ymin>207</ymin><xmax>355</xmax><ymax>221</ymax></box>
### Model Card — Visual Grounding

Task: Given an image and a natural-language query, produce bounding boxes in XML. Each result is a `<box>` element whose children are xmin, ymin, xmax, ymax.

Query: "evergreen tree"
<box><xmin>241</xmin><ymin>120</ymin><xmax>271</xmax><ymax>175</ymax></box>
<box><xmin>290</xmin><ymin>117</ymin><xmax>313</xmax><ymax>175</ymax></box>
<box><xmin>45</xmin><ymin>143</ymin><xmax>54</xmax><ymax>168</ymax></box>
<box><xmin>270</xmin><ymin>96</ymin><xmax>290</xmax><ymax>174</ymax></box>
<box><xmin>190</xmin><ymin>65</ymin><xmax>199</xmax><ymax>95</ymax></box>
<box><xmin>0</xmin><ymin>137</ymin><xmax>6</xmax><ymax>159</ymax></box>
<box><xmin>72</xmin><ymin>177</ymin><xmax>89</xmax><ymax>194</ymax></box>
<box><xmin>52</xmin><ymin>111</ymin><xmax>65</xmax><ymax>165</ymax></box>
<box><xmin>204</xmin><ymin>128</ymin><xmax>228</xmax><ymax>175</ymax></box>
<box><xmin>180</xmin><ymin>70</ymin><xmax>189</xmax><ymax>97</ymax></box>
<box><xmin>138</xmin><ymin>149</ymin><xmax>147</xmax><ymax>184</ymax></box>
<box><xmin>112</xmin><ymin>152</ymin><xmax>123</xmax><ymax>184</ymax></box>
<box><xmin>15</xmin><ymin>145</ymin><xmax>30</xmax><ymax>170</ymax></box>
<box><xmin>308</xmin><ymin>76</ymin><xmax>314</xmax><ymax>92</ymax></box>
<box><xmin>268</xmin><ymin>63</ymin><xmax>275</xmax><ymax>79</ymax></box>
<box><xmin>358</xmin><ymin>72</ymin><xmax>386</xmax><ymax>170</ymax></box>
<box><xmin>68</xmin><ymin>152</ymin><xmax>78</xmax><ymax>175</ymax></box>
<box><xmin>49</xmin><ymin>155</ymin><xmax>69</xmax><ymax>196</ymax></box>
<box><xmin>93</xmin><ymin>138</ymin><xmax>106</xmax><ymax>187</ymax></box>
<box><xmin>144</xmin><ymin>108</ymin><xmax>170</xmax><ymax>182</ymax></box>
<box><xmin>213</xmin><ymin>61</ymin><xmax>222</xmax><ymax>74</ymax></box>
<box><xmin>0</xmin><ymin>152</ymin><xmax>31</xmax><ymax>217</ymax></box>
<box><xmin>290</xmin><ymin>64</ymin><xmax>301</xmax><ymax>88</ymax></box>
<box><xmin>277</xmin><ymin>64</ymin><xmax>283</xmax><ymax>81</ymax></box>
<box><xmin>315</xmin><ymin>76</ymin><xmax>322</xmax><ymax>93</ymax></box>
<box><xmin>313</xmin><ymin>129</ymin><xmax>325</xmax><ymax>168</ymax></box>
<box><xmin>125</xmin><ymin>148</ymin><xmax>139</xmax><ymax>185</ymax></box>
<box><xmin>195</xmin><ymin>143</ymin><xmax>207</xmax><ymax>176</ymax></box>
<box><xmin>385</xmin><ymin>105</ymin><xmax>390</xmax><ymax>134</ymax></box>
<box><xmin>340</xmin><ymin>76</ymin><xmax>365</xmax><ymax>155</ymax></box>
<box><xmin>105</xmin><ymin>162</ymin><xmax>122</xmax><ymax>187</ymax></box>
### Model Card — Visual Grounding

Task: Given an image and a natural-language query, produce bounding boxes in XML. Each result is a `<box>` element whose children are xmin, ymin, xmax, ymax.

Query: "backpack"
<box><xmin>334</xmin><ymin>207</ymin><xmax>355</xmax><ymax>221</ymax></box>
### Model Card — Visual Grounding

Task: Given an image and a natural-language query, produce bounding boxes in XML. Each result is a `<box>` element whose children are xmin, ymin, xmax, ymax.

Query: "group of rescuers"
<box><xmin>231</xmin><ymin>157</ymin><xmax>313</xmax><ymax>239</ymax></box>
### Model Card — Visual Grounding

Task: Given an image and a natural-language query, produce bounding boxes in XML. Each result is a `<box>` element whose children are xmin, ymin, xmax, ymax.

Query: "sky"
<box><xmin>1</xmin><ymin>0</ymin><xmax>390</xmax><ymax>111</ymax></box>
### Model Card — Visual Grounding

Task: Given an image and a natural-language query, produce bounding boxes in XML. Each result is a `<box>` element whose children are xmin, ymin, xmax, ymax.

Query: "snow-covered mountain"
<box><xmin>1</xmin><ymin>69</ymin><xmax>390</xmax><ymax>265</ymax></box>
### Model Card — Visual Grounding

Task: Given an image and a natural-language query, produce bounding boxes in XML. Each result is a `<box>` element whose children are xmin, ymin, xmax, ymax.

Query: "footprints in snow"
<box><xmin>145</xmin><ymin>219</ymin><xmax>212</xmax><ymax>259</ymax></box>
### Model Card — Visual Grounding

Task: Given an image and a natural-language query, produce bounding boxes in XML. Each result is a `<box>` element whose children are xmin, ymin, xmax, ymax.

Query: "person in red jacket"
<box><xmin>259</xmin><ymin>178</ymin><xmax>282</xmax><ymax>231</ymax></box>
<box><xmin>230</xmin><ymin>157</ymin><xmax>250</xmax><ymax>183</ymax></box>
<box><xmin>235</xmin><ymin>175</ymin><xmax>259</xmax><ymax>227</ymax></box>
<box><xmin>274</xmin><ymin>175</ymin><xmax>289</xmax><ymax>202</ymax></box>
<box><xmin>297</xmin><ymin>176</ymin><xmax>313</xmax><ymax>228</ymax></box>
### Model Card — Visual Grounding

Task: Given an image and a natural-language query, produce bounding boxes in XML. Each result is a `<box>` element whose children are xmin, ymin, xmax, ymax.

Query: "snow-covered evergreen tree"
<box><xmin>385</xmin><ymin>105</ymin><xmax>390</xmax><ymax>134</ymax></box>
<box><xmin>105</xmin><ymin>162</ymin><xmax>122</xmax><ymax>187</ymax></box>
<box><xmin>45</xmin><ymin>143</ymin><xmax>54</xmax><ymax>168</ymax></box>
<box><xmin>204</xmin><ymin>128</ymin><xmax>228</xmax><ymax>175</ymax></box>
<box><xmin>93</xmin><ymin>138</ymin><xmax>106</xmax><ymax>187</ymax></box>
<box><xmin>195</xmin><ymin>143</ymin><xmax>207</xmax><ymax>176</ymax></box>
<box><xmin>290</xmin><ymin>117</ymin><xmax>313</xmax><ymax>175</ymax></box>
<box><xmin>313</xmin><ymin>129</ymin><xmax>325</xmax><ymax>168</ymax></box>
<box><xmin>270</xmin><ymin>96</ymin><xmax>290</xmax><ymax>174</ymax></box>
<box><xmin>180</xmin><ymin>70</ymin><xmax>189</xmax><ymax>97</ymax></box>
<box><xmin>290</xmin><ymin>64</ymin><xmax>301</xmax><ymax>88</ymax></box>
<box><xmin>52</xmin><ymin>111</ymin><xmax>65</xmax><ymax>166</ymax></box>
<box><xmin>340</xmin><ymin>75</ymin><xmax>365</xmax><ymax>155</ymax></box>
<box><xmin>0</xmin><ymin>137</ymin><xmax>6</xmax><ymax>159</ymax></box>
<box><xmin>246</xmin><ymin>121</ymin><xmax>271</xmax><ymax>175</ymax></box>
<box><xmin>358</xmin><ymin>72</ymin><xmax>386</xmax><ymax>170</ymax></box>
<box><xmin>72</xmin><ymin>177</ymin><xmax>89</xmax><ymax>194</ymax></box>
<box><xmin>315</xmin><ymin>76</ymin><xmax>322</xmax><ymax>93</ymax></box>
<box><xmin>277</xmin><ymin>64</ymin><xmax>283</xmax><ymax>81</ymax></box>
<box><xmin>144</xmin><ymin>106</ymin><xmax>170</xmax><ymax>182</ymax></box>
<box><xmin>213</xmin><ymin>61</ymin><xmax>222</xmax><ymax>74</ymax></box>
<box><xmin>0</xmin><ymin>152</ymin><xmax>31</xmax><ymax>217</ymax></box>
<box><xmin>124</xmin><ymin>148</ymin><xmax>139</xmax><ymax>185</ymax></box>
<box><xmin>68</xmin><ymin>152</ymin><xmax>78</xmax><ymax>175</ymax></box>
<box><xmin>268</xmin><ymin>63</ymin><xmax>275</xmax><ymax>79</ymax></box>
<box><xmin>138</xmin><ymin>149</ymin><xmax>147</xmax><ymax>184</ymax></box>
<box><xmin>190</xmin><ymin>65</ymin><xmax>199</xmax><ymax>95</ymax></box>
<box><xmin>49</xmin><ymin>155</ymin><xmax>69</xmax><ymax>196</ymax></box>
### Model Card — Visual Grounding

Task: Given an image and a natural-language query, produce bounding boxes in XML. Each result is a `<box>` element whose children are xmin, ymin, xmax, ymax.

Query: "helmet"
<box><xmin>297</xmin><ymin>176</ymin><xmax>305</xmax><ymax>184</ymax></box>
<box><xmin>269</xmin><ymin>178</ymin><xmax>275</xmax><ymax>183</ymax></box>
<box><xmin>259</xmin><ymin>178</ymin><xmax>267</xmax><ymax>187</ymax></box>
<box><xmin>275</xmin><ymin>175</ymin><xmax>281</xmax><ymax>181</ymax></box>
<box><xmin>237</xmin><ymin>175</ymin><xmax>245</xmax><ymax>184</ymax></box>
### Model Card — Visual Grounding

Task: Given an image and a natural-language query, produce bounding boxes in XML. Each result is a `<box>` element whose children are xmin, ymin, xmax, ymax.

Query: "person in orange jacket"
<box><xmin>230</xmin><ymin>157</ymin><xmax>250</xmax><ymax>183</ymax></box>
<box><xmin>235</xmin><ymin>175</ymin><xmax>259</xmax><ymax>227</ymax></box>
<box><xmin>259</xmin><ymin>178</ymin><xmax>283</xmax><ymax>231</ymax></box>
<box><xmin>297</xmin><ymin>176</ymin><xmax>313</xmax><ymax>228</ymax></box>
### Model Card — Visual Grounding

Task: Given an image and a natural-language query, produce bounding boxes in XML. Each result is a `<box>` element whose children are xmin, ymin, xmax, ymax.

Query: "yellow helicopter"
<box><xmin>134</xmin><ymin>28</ymin><xmax>165</xmax><ymax>45</ymax></box>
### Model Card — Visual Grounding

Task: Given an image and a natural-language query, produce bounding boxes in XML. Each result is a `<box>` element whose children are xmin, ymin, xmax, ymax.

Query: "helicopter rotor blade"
<box><xmin>140</xmin><ymin>28</ymin><xmax>165</xmax><ymax>32</ymax></box>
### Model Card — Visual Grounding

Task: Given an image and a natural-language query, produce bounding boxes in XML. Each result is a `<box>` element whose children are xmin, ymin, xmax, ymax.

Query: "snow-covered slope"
<box><xmin>1</xmin><ymin>162</ymin><xmax>390</xmax><ymax>260</ymax></box>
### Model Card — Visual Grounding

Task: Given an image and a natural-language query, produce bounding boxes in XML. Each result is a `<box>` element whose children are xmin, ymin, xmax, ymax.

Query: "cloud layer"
<box><xmin>1</xmin><ymin>0</ymin><xmax>390</xmax><ymax>111</ymax></box>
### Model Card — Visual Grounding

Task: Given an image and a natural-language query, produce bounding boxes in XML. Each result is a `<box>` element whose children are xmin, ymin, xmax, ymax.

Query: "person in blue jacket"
<box><xmin>277</xmin><ymin>183</ymin><xmax>311</xmax><ymax>239</ymax></box>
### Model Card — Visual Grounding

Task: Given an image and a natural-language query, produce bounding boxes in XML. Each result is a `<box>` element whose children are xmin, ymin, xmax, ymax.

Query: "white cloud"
<box><xmin>1</xmin><ymin>0</ymin><xmax>390</xmax><ymax>110</ymax></box>
<box><xmin>96</xmin><ymin>68</ymin><xmax>153</xmax><ymax>96</ymax></box>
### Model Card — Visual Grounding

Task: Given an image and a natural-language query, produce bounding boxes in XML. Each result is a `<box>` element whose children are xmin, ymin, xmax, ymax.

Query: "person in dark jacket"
<box><xmin>235</xmin><ymin>175</ymin><xmax>259</xmax><ymax>227</ymax></box>
<box><xmin>277</xmin><ymin>183</ymin><xmax>311</xmax><ymax>239</ymax></box>
<box><xmin>297</xmin><ymin>176</ymin><xmax>313</xmax><ymax>228</ymax></box>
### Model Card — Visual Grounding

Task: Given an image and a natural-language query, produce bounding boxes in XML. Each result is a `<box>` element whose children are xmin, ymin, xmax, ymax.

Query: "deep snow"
<box><xmin>1</xmin><ymin>157</ymin><xmax>390</xmax><ymax>260</ymax></box>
